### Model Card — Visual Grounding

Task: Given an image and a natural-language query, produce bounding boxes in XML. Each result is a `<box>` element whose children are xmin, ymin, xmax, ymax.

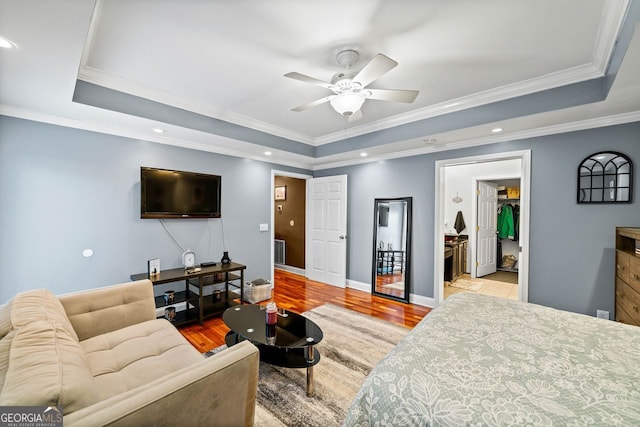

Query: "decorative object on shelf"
<box><xmin>147</xmin><ymin>258</ymin><xmax>160</xmax><ymax>277</ymax></box>
<box><xmin>578</xmin><ymin>151</ymin><xmax>633</xmax><ymax>203</ymax></box>
<box><xmin>266</xmin><ymin>301</ymin><xmax>277</xmax><ymax>325</ymax></box>
<box><xmin>182</xmin><ymin>249</ymin><xmax>196</xmax><ymax>269</ymax></box>
<box><xmin>275</xmin><ymin>185</ymin><xmax>287</xmax><ymax>201</ymax></box>
<box><xmin>221</xmin><ymin>251</ymin><xmax>231</xmax><ymax>264</ymax></box>
<box><xmin>506</xmin><ymin>187</ymin><xmax>520</xmax><ymax>199</ymax></box>
<box><xmin>452</xmin><ymin>192</ymin><xmax>463</xmax><ymax>203</ymax></box>
<box><xmin>164</xmin><ymin>306</ymin><xmax>176</xmax><ymax>322</ymax></box>
<box><xmin>163</xmin><ymin>290</ymin><xmax>175</xmax><ymax>305</ymax></box>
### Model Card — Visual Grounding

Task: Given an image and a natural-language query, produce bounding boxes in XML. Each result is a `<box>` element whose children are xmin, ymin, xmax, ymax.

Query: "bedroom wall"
<box><xmin>2</xmin><ymin>114</ymin><xmax>638</xmax><ymax>317</ymax></box>
<box><xmin>316</xmin><ymin>121</ymin><xmax>640</xmax><ymax>316</ymax></box>
<box><xmin>0</xmin><ymin>116</ymin><xmax>309</xmax><ymax>303</ymax></box>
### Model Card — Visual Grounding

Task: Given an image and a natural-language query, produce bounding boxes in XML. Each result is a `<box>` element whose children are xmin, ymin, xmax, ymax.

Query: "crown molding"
<box><xmin>311</xmin><ymin>110</ymin><xmax>640</xmax><ymax>170</ymax></box>
<box><xmin>3</xmin><ymin>105</ymin><xmax>638</xmax><ymax>173</ymax></box>
<box><xmin>0</xmin><ymin>105</ymin><xmax>316</xmax><ymax>171</ymax></box>
<box><xmin>77</xmin><ymin>67</ymin><xmax>318</xmax><ymax>146</ymax></box>
<box><xmin>315</xmin><ymin>63</ymin><xmax>604</xmax><ymax>146</ymax></box>
<box><xmin>593</xmin><ymin>0</ymin><xmax>630</xmax><ymax>71</ymax></box>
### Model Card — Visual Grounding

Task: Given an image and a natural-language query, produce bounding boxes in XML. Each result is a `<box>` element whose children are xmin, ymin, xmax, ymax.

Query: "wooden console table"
<box><xmin>131</xmin><ymin>262</ymin><xmax>246</xmax><ymax>326</ymax></box>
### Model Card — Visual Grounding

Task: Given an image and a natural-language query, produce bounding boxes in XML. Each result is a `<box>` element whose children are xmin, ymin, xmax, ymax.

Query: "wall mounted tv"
<box><xmin>140</xmin><ymin>167</ymin><xmax>221</xmax><ymax>218</ymax></box>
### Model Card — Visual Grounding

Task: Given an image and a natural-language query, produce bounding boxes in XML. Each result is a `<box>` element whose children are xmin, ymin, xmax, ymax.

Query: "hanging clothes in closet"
<box><xmin>497</xmin><ymin>204</ymin><xmax>515</xmax><ymax>240</ymax></box>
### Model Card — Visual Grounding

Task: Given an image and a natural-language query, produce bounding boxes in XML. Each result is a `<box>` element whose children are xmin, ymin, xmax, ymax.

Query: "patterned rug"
<box><xmin>448</xmin><ymin>278</ymin><xmax>483</xmax><ymax>291</ymax></box>
<box><xmin>206</xmin><ymin>304</ymin><xmax>410</xmax><ymax>426</ymax></box>
<box><xmin>382</xmin><ymin>281</ymin><xmax>404</xmax><ymax>291</ymax></box>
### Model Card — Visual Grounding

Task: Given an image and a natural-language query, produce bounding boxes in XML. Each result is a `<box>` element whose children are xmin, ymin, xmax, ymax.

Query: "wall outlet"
<box><xmin>259</xmin><ymin>223</ymin><xmax>268</xmax><ymax>232</ymax></box>
<box><xmin>596</xmin><ymin>309</ymin><xmax>609</xmax><ymax>320</ymax></box>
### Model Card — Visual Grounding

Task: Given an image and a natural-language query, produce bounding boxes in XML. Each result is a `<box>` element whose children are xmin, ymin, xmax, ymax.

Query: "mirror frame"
<box><xmin>371</xmin><ymin>197</ymin><xmax>412</xmax><ymax>303</ymax></box>
<box><xmin>577</xmin><ymin>151</ymin><xmax>633</xmax><ymax>203</ymax></box>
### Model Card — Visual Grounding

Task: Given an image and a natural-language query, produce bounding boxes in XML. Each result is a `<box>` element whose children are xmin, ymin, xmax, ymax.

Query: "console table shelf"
<box><xmin>131</xmin><ymin>262</ymin><xmax>246</xmax><ymax>326</ymax></box>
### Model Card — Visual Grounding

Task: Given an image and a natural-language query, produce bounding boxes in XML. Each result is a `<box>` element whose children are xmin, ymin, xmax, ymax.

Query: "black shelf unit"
<box><xmin>131</xmin><ymin>262</ymin><xmax>246</xmax><ymax>326</ymax></box>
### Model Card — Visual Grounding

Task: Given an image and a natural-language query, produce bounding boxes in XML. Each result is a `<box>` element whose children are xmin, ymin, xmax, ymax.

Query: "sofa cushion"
<box><xmin>0</xmin><ymin>289</ymin><xmax>79</xmax><ymax>392</ymax></box>
<box><xmin>80</xmin><ymin>318</ymin><xmax>203</xmax><ymax>401</ymax></box>
<box><xmin>59</xmin><ymin>280</ymin><xmax>156</xmax><ymax>342</ymax></box>
<box><xmin>0</xmin><ymin>320</ymin><xmax>99</xmax><ymax>414</ymax></box>
<box><xmin>0</xmin><ymin>288</ymin><xmax>78</xmax><ymax>341</ymax></box>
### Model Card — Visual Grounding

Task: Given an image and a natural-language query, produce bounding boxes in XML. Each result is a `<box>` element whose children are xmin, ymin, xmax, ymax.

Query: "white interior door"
<box><xmin>476</xmin><ymin>181</ymin><xmax>498</xmax><ymax>277</ymax></box>
<box><xmin>306</xmin><ymin>175</ymin><xmax>347</xmax><ymax>287</ymax></box>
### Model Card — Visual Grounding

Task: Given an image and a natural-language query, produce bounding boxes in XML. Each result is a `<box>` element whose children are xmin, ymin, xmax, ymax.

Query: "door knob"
<box><xmin>339</xmin><ymin>235</ymin><xmax>346</xmax><ymax>240</ymax></box>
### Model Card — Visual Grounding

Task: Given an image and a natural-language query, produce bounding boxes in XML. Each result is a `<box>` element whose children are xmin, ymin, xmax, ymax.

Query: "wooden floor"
<box><xmin>179</xmin><ymin>269</ymin><xmax>432</xmax><ymax>353</ymax></box>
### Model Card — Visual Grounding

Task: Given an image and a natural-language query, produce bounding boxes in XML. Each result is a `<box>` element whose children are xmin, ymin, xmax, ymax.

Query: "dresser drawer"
<box><xmin>616</xmin><ymin>277</ymin><xmax>640</xmax><ymax>325</ymax></box>
<box><xmin>616</xmin><ymin>250</ymin><xmax>630</xmax><ymax>282</ymax></box>
<box><xmin>629</xmin><ymin>256</ymin><xmax>640</xmax><ymax>292</ymax></box>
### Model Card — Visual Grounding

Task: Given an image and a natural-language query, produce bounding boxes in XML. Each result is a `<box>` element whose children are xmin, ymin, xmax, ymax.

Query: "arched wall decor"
<box><xmin>577</xmin><ymin>151</ymin><xmax>633</xmax><ymax>203</ymax></box>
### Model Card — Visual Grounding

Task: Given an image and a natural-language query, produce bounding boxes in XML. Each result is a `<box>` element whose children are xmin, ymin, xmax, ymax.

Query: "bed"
<box><xmin>344</xmin><ymin>293</ymin><xmax>640</xmax><ymax>426</ymax></box>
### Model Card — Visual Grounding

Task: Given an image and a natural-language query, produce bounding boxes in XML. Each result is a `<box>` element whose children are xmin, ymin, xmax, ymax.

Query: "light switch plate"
<box><xmin>259</xmin><ymin>223</ymin><xmax>268</xmax><ymax>232</ymax></box>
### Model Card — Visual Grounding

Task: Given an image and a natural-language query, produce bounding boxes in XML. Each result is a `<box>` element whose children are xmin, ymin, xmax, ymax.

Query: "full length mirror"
<box><xmin>372</xmin><ymin>197</ymin><xmax>412</xmax><ymax>302</ymax></box>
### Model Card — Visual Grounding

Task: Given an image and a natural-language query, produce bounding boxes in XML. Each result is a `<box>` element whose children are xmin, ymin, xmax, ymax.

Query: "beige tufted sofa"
<box><xmin>0</xmin><ymin>279</ymin><xmax>259</xmax><ymax>426</ymax></box>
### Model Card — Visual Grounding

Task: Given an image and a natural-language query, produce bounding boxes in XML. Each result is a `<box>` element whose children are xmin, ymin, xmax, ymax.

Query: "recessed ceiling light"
<box><xmin>264</xmin><ymin>151</ymin><xmax>272</xmax><ymax>156</ymax></box>
<box><xmin>491</xmin><ymin>127</ymin><xmax>503</xmax><ymax>133</ymax></box>
<box><xmin>152</xmin><ymin>128</ymin><xmax>165</xmax><ymax>134</ymax></box>
<box><xmin>0</xmin><ymin>36</ymin><xmax>16</xmax><ymax>49</ymax></box>
<box><xmin>360</xmin><ymin>152</ymin><xmax>368</xmax><ymax>157</ymax></box>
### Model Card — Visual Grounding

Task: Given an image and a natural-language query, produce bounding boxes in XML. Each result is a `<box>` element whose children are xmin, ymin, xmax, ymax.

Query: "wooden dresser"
<box><xmin>615</xmin><ymin>227</ymin><xmax>640</xmax><ymax>326</ymax></box>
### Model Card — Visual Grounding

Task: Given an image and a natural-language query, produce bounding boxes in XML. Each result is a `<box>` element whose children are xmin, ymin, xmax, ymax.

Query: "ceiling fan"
<box><xmin>285</xmin><ymin>49</ymin><xmax>419</xmax><ymax>122</ymax></box>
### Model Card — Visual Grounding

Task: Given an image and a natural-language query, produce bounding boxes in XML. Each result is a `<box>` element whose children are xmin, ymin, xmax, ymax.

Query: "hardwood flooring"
<box><xmin>179</xmin><ymin>269</ymin><xmax>432</xmax><ymax>353</ymax></box>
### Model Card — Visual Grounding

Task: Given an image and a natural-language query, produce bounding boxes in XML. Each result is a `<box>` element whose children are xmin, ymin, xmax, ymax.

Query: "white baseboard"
<box><xmin>347</xmin><ymin>279</ymin><xmax>434</xmax><ymax>308</ymax></box>
<box><xmin>346</xmin><ymin>279</ymin><xmax>370</xmax><ymax>292</ymax></box>
<box><xmin>275</xmin><ymin>264</ymin><xmax>306</xmax><ymax>276</ymax></box>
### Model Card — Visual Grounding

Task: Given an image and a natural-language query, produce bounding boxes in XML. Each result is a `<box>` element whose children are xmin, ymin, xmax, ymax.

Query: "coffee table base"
<box><xmin>225</xmin><ymin>331</ymin><xmax>320</xmax><ymax>396</ymax></box>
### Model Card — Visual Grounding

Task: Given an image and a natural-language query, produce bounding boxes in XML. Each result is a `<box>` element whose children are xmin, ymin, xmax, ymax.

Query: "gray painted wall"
<box><xmin>316</xmin><ymin>122</ymin><xmax>640</xmax><ymax>316</ymax></box>
<box><xmin>0</xmin><ymin>116</ymin><xmax>307</xmax><ymax>303</ymax></box>
<box><xmin>1</xmin><ymin>115</ymin><xmax>639</xmax><ymax>317</ymax></box>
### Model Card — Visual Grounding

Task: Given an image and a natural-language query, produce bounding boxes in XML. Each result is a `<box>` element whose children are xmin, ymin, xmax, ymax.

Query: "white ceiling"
<box><xmin>0</xmin><ymin>0</ymin><xmax>639</xmax><ymax>170</ymax></box>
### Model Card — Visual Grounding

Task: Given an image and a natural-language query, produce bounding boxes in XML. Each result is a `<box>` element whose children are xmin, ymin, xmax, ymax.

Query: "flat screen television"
<box><xmin>140</xmin><ymin>167</ymin><xmax>221</xmax><ymax>218</ymax></box>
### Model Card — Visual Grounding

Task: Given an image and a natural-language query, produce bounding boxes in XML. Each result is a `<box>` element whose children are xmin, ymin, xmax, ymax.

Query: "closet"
<box><xmin>496</xmin><ymin>180</ymin><xmax>520</xmax><ymax>272</ymax></box>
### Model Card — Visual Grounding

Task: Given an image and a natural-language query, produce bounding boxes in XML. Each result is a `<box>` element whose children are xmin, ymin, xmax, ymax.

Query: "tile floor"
<box><xmin>444</xmin><ymin>273</ymin><xmax>518</xmax><ymax>301</ymax></box>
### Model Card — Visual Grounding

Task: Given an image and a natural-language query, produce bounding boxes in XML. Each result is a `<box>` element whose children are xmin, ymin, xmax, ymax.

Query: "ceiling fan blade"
<box><xmin>352</xmin><ymin>54</ymin><xmax>398</xmax><ymax>88</ymax></box>
<box><xmin>367</xmin><ymin>88</ymin><xmax>419</xmax><ymax>103</ymax></box>
<box><xmin>291</xmin><ymin>95</ymin><xmax>334</xmax><ymax>112</ymax></box>
<box><xmin>347</xmin><ymin>109</ymin><xmax>363</xmax><ymax>122</ymax></box>
<box><xmin>284</xmin><ymin>72</ymin><xmax>334</xmax><ymax>90</ymax></box>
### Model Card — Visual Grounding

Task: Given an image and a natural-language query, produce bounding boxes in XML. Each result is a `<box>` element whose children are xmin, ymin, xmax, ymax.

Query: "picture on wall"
<box><xmin>275</xmin><ymin>185</ymin><xmax>286</xmax><ymax>201</ymax></box>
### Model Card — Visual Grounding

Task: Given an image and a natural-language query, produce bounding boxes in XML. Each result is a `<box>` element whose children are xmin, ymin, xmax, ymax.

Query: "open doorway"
<box><xmin>434</xmin><ymin>150</ymin><xmax>531</xmax><ymax>307</ymax></box>
<box><xmin>271</xmin><ymin>170</ymin><xmax>311</xmax><ymax>282</ymax></box>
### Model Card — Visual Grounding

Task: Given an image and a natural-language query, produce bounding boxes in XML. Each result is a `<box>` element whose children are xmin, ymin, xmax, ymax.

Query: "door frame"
<box><xmin>270</xmin><ymin>169</ymin><xmax>312</xmax><ymax>283</ymax></box>
<box><xmin>433</xmin><ymin>149</ymin><xmax>531</xmax><ymax>307</ymax></box>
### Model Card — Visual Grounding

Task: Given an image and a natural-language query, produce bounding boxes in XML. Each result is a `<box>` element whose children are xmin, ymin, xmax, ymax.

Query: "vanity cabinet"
<box><xmin>444</xmin><ymin>239</ymin><xmax>468</xmax><ymax>282</ymax></box>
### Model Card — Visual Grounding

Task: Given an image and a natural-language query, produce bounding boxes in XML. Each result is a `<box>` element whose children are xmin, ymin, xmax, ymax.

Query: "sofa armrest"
<box><xmin>59</xmin><ymin>280</ymin><xmax>157</xmax><ymax>341</ymax></box>
<box><xmin>62</xmin><ymin>340</ymin><xmax>260</xmax><ymax>427</ymax></box>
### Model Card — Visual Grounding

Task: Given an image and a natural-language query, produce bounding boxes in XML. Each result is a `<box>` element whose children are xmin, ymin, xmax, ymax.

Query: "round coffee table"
<box><xmin>223</xmin><ymin>304</ymin><xmax>323</xmax><ymax>396</ymax></box>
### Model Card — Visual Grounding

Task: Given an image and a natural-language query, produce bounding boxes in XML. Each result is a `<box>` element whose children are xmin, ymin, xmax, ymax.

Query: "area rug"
<box><xmin>206</xmin><ymin>304</ymin><xmax>410</xmax><ymax>426</ymax></box>
<box><xmin>448</xmin><ymin>278</ymin><xmax>483</xmax><ymax>291</ymax></box>
<box><xmin>382</xmin><ymin>281</ymin><xmax>404</xmax><ymax>291</ymax></box>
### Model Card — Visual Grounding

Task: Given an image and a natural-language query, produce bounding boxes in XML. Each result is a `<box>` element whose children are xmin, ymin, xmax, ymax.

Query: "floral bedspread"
<box><xmin>344</xmin><ymin>293</ymin><xmax>640</xmax><ymax>426</ymax></box>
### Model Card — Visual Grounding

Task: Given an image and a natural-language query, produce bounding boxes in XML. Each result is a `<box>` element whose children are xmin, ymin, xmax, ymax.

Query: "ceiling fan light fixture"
<box><xmin>330</xmin><ymin>92</ymin><xmax>365</xmax><ymax>117</ymax></box>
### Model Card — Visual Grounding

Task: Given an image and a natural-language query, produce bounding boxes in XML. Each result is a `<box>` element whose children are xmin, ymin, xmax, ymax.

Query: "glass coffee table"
<box><xmin>223</xmin><ymin>304</ymin><xmax>323</xmax><ymax>396</ymax></box>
